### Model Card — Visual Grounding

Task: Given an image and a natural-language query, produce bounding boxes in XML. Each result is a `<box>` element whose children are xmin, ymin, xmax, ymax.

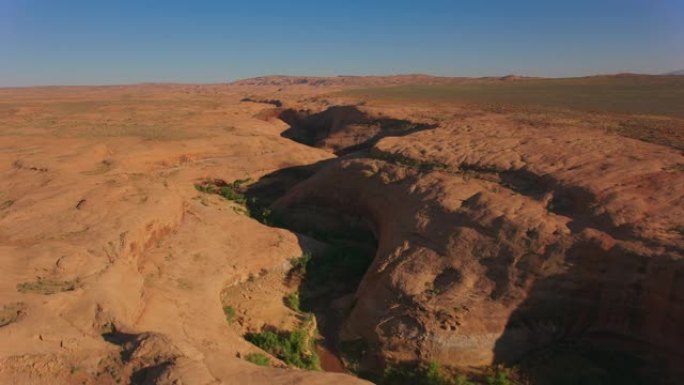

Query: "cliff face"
<box><xmin>273</xmin><ymin>114</ymin><xmax>684</xmax><ymax>383</ymax></box>
<box><xmin>278</xmin><ymin>105</ymin><xmax>436</xmax><ymax>155</ymax></box>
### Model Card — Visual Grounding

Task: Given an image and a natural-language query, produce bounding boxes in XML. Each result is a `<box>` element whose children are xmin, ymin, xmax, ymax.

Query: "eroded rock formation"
<box><xmin>272</xmin><ymin>112</ymin><xmax>684</xmax><ymax>383</ymax></box>
<box><xmin>0</xmin><ymin>78</ymin><xmax>682</xmax><ymax>385</ymax></box>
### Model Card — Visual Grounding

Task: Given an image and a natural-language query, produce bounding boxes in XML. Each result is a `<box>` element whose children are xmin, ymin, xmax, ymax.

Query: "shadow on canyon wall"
<box><xmin>493</xmin><ymin>239</ymin><xmax>684</xmax><ymax>385</ymax></box>
<box><xmin>278</xmin><ymin>105</ymin><xmax>437</xmax><ymax>155</ymax></box>
<box><xmin>234</xmin><ymin>105</ymin><xmax>684</xmax><ymax>384</ymax></box>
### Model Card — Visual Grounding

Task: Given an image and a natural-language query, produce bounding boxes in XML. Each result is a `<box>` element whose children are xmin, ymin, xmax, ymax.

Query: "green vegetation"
<box><xmin>194</xmin><ymin>184</ymin><xmax>213</xmax><ymax>193</ymax></box>
<box><xmin>16</xmin><ymin>277</ymin><xmax>80</xmax><ymax>295</ymax></box>
<box><xmin>246</xmin><ymin>203</ymin><xmax>275</xmax><ymax>225</ymax></box>
<box><xmin>279</xmin><ymin>216</ymin><xmax>376</xmax><ymax>373</ymax></box>
<box><xmin>379</xmin><ymin>362</ymin><xmax>453</xmax><ymax>385</ymax></box>
<box><xmin>244</xmin><ymin>327</ymin><xmax>320</xmax><ymax>370</ymax></box>
<box><xmin>283</xmin><ymin>214</ymin><xmax>376</xmax><ymax>285</ymax></box>
<box><xmin>195</xmin><ymin>178</ymin><xmax>251</xmax><ymax>204</ymax></box>
<box><xmin>286</xmin><ymin>242</ymin><xmax>374</xmax><ymax>319</ymax></box>
<box><xmin>289</xmin><ymin>253</ymin><xmax>312</xmax><ymax>275</ymax></box>
<box><xmin>485</xmin><ymin>370</ymin><xmax>512</xmax><ymax>385</ymax></box>
<box><xmin>284</xmin><ymin>292</ymin><xmax>300</xmax><ymax>311</ymax></box>
<box><xmin>339</xmin><ymin>338</ymin><xmax>369</xmax><ymax>374</ymax></box>
<box><xmin>194</xmin><ymin>178</ymin><xmax>279</xmax><ymax>224</ymax></box>
<box><xmin>369</xmin><ymin>149</ymin><xmax>449</xmax><ymax>172</ymax></box>
<box><xmin>303</xmin><ymin>244</ymin><xmax>373</xmax><ymax>289</ymax></box>
<box><xmin>199</xmin><ymin>179</ymin><xmax>381</xmax><ymax>379</ymax></box>
<box><xmin>223</xmin><ymin>305</ymin><xmax>236</xmax><ymax>324</ymax></box>
<box><xmin>369</xmin><ymin>362</ymin><xmax>516</xmax><ymax>385</ymax></box>
<box><xmin>244</xmin><ymin>352</ymin><xmax>271</xmax><ymax>367</ymax></box>
<box><xmin>218</xmin><ymin>186</ymin><xmax>246</xmax><ymax>203</ymax></box>
<box><xmin>339</xmin><ymin>76</ymin><xmax>684</xmax><ymax>118</ymax></box>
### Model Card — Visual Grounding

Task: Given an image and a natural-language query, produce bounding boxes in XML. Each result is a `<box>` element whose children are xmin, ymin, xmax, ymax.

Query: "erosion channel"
<box><xmin>201</xmin><ymin>104</ymin><xmax>680</xmax><ymax>385</ymax></box>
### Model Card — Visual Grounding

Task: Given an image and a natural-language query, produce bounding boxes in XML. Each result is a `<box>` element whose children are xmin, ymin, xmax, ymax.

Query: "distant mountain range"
<box><xmin>665</xmin><ymin>70</ymin><xmax>684</xmax><ymax>75</ymax></box>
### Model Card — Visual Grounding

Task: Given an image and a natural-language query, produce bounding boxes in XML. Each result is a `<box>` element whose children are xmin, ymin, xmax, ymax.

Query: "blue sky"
<box><xmin>1</xmin><ymin>0</ymin><xmax>683</xmax><ymax>86</ymax></box>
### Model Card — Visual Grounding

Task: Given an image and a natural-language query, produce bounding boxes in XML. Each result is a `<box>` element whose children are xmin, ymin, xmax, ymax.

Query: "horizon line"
<box><xmin>0</xmin><ymin>71</ymin><xmax>680</xmax><ymax>89</ymax></box>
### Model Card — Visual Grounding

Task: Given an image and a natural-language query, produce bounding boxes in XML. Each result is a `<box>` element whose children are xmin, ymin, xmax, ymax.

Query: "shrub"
<box><xmin>378</xmin><ymin>361</ymin><xmax>485</xmax><ymax>385</ymax></box>
<box><xmin>245</xmin><ymin>330</ymin><xmax>280</xmax><ymax>351</ymax></box>
<box><xmin>244</xmin><ymin>328</ymin><xmax>319</xmax><ymax>370</ymax></box>
<box><xmin>218</xmin><ymin>185</ymin><xmax>246</xmax><ymax>204</ymax></box>
<box><xmin>485</xmin><ymin>370</ymin><xmax>512</xmax><ymax>385</ymax></box>
<box><xmin>381</xmin><ymin>364</ymin><xmax>421</xmax><ymax>385</ymax></box>
<box><xmin>194</xmin><ymin>179</ymin><xmax>282</xmax><ymax>224</ymax></box>
<box><xmin>245</xmin><ymin>353</ymin><xmax>270</xmax><ymax>367</ymax></box>
<box><xmin>223</xmin><ymin>305</ymin><xmax>236</xmax><ymax>324</ymax></box>
<box><xmin>247</xmin><ymin>201</ymin><xmax>274</xmax><ymax>224</ymax></box>
<box><xmin>381</xmin><ymin>362</ymin><xmax>450</xmax><ymax>385</ymax></box>
<box><xmin>232</xmin><ymin>178</ymin><xmax>252</xmax><ymax>188</ymax></box>
<box><xmin>194</xmin><ymin>184</ymin><xmax>212</xmax><ymax>193</ymax></box>
<box><xmin>289</xmin><ymin>253</ymin><xmax>312</xmax><ymax>275</ymax></box>
<box><xmin>284</xmin><ymin>292</ymin><xmax>300</xmax><ymax>311</ymax></box>
<box><xmin>16</xmin><ymin>277</ymin><xmax>79</xmax><ymax>295</ymax></box>
<box><xmin>194</xmin><ymin>179</ymin><xmax>252</xmax><ymax>205</ymax></box>
<box><xmin>425</xmin><ymin>361</ymin><xmax>452</xmax><ymax>385</ymax></box>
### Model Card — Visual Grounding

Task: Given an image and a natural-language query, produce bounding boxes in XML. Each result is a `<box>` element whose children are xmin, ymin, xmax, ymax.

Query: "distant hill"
<box><xmin>665</xmin><ymin>70</ymin><xmax>684</xmax><ymax>75</ymax></box>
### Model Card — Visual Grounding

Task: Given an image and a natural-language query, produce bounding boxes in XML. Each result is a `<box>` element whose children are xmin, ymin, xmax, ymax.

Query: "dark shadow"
<box><xmin>239</xmin><ymin>97</ymin><xmax>283</xmax><ymax>107</ymax></box>
<box><xmin>278</xmin><ymin>105</ymin><xmax>438</xmax><ymax>155</ymax></box>
<box><xmin>493</xmin><ymin>240</ymin><xmax>684</xmax><ymax>385</ymax></box>
<box><xmin>102</xmin><ymin>328</ymin><xmax>138</xmax><ymax>347</ymax></box>
<box><xmin>204</xmin><ymin>150</ymin><xmax>684</xmax><ymax>384</ymax></box>
<box><xmin>243</xmin><ymin>160</ymin><xmax>335</xmax><ymax>213</ymax></box>
<box><xmin>239</xmin><ymin>161</ymin><xmax>379</xmax><ymax>372</ymax></box>
<box><xmin>130</xmin><ymin>362</ymin><xmax>173</xmax><ymax>385</ymax></box>
<box><xmin>221</xmin><ymin>104</ymin><xmax>684</xmax><ymax>383</ymax></box>
<box><xmin>102</xmin><ymin>329</ymin><xmax>142</xmax><ymax>363</ymax></box>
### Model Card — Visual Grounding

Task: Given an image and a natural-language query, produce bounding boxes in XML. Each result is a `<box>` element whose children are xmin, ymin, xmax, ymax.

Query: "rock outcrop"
<box><xmin>1</xmin><ymin>78</ymin><xmax>682</xmax><ymax>385</ymax></box>
<box><xmin>273</xmin><ymin>114</ymin><xmax>684</xmax><ymax>383</ymax></box>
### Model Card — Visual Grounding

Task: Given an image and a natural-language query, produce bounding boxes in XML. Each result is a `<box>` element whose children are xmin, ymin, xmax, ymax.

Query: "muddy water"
<box><xmin>316</xmin><ymin>344</ymin><xmax>346</xmax><ymax>372</ymax></box>
<box><xmin>312</xmin><ymin>309</ymin><xmax>347</xmax><ymax>373</ymax></box>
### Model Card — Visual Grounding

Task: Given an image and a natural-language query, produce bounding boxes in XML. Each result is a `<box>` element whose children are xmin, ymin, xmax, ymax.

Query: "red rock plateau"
<box><xmin>0</xmin><ymin>75</ymin><xmax>682</xmax><ymax>385</ymax></box>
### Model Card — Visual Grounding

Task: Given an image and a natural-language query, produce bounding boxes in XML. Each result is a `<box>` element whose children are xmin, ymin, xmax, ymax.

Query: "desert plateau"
<box><xmin>2</xmin><ymin>1</ymin><xmax>684</xmax><ymax>383</ymax></box>
<box><xmin>0</xmin><ymin>73</ymin><xmax>682</xmax><ymax>385</ymax></box>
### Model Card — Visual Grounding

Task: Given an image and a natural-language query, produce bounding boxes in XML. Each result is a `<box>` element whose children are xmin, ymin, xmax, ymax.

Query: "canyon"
<box><xmin>0</xmin><ymin>75</ymin><xmax>682</xmax><ymax>384</ymax></box>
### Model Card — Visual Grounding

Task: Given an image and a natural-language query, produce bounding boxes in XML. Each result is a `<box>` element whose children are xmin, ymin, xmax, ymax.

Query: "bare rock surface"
<box><xmin>272</xmin><ymin>107</ymin><xmax>684</xmax><ymax>382</ymax></box>
<box><xmin>0</xmin><ymin>84</ymin><xmax>368</xmax><ymax>385</ymax></box>
<box><xmin>0</xmin><ymin>77</ymin><xmax>682</xmax><ymax>384</ymax></box>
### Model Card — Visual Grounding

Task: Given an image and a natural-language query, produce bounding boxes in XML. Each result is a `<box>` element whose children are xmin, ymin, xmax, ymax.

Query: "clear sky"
<box><xmin>1</xmin><ymin>0</ymin><xmax>683</xmax><ymax>86</ymax></box>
